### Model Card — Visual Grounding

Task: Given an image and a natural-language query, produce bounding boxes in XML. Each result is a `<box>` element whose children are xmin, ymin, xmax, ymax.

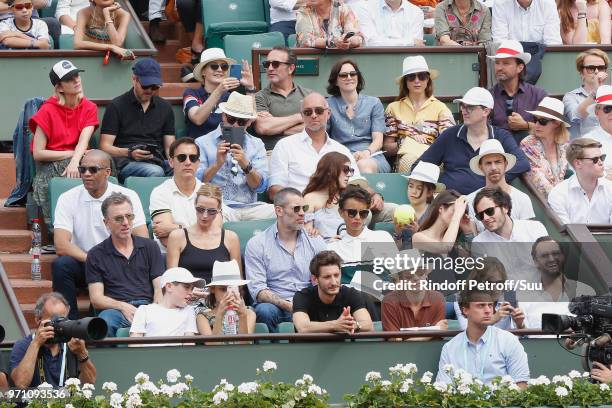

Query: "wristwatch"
<box><xmin>241</xmin><ymin>162</ymin><xmax>253</xmax><ymax>174</ymax></box>
<box><xmin>355</xmin><ymin>321</ymin><xmax>362</xmax><ymax>333</ymax></box>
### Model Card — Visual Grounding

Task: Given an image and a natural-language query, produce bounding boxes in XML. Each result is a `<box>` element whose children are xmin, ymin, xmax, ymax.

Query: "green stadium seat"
<box><xmin>116</xmin><ymin>327</ymin><xmax>130</xmax><ymax>337</ymax></box>
<box><xmin>278</xmin><ymin>322</ymin><xmax>295</xmax><ymax>333</ymax></box>
<box><xmin>223</xmin><ymin>32</ymin><xmax>285</xmax><ymax>64</ymax></box>
<box><xmin>373</xmin><ymin>222</ymin><xmax>395</xmax><ymax>235</ymax></box>
<box><xmin>447</xmin><ymin>319</ymin><xmax>460</xmax><ymax>330</ymax></box>
<box><xmin>373</xmin><ymin>321</ymin><xmax>383</xmax><ymax>332</ymax></box>
<box><xmin>38</xmin><ymin>0</ymin><xmax>58</xmax><ymax>17</ymax></box>
<box><xmin>123</xmin><ymin>177</ymin><xmax>170</xmax><ymax>224</ymax></box>
<box><xmin>49</xmin><ymin>176</ymin><xmax>118</xmax><ymax>225</ymax></box>
<box><xmin>59</xmin><ymin>34</ymin><xmax>74</xmax><ymax>50</ymax></box>
<box><xmin>202</xmin><ymin>0</ymin><xmax>269</xmax><ymax>49</ymax></box>
<box><xmin>254</xmin><ymin>322</ymin><xmax>270</xmax><ymax>344</ymax></box>
<box><xmin>362</xmin><ymin>173</ymin><xmax>409</xmax><ymax>204</ymax></box>
<box><xmin>224</xmin><ymin>218</ymin><xmax>276</xmax><ymax>254</ymax></box>
<box><xmin>287</xmin><ymin>33</ymin><xmax>297</xmax><ymax>48</ymax></box>
<box><xmin>424</xmin><ymin>33</ymin><xmax>436</xmax><ymax>46</ymax></box>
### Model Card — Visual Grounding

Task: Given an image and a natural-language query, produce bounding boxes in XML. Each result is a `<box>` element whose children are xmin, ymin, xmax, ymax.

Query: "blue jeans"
<box><xmin>254</xmin><ymin>303</ymin><xmax>292</xmax><ymax>333</ymax></box>
<box><xmin>118</xmin><ymin>160</ymin><xmax>172</xmax><ymax>183</ymax></box>
<box><xmin>269</xmin><ymin>20</ymin><xmax>296</xmax><ymax>42</ymax></box>
<box><xmin>98</xmin><ymin>299</ymin><xmax>150</xmax><ymax>337</ymax></box>
<box><xmin>52</xmin><ymin>256</ymin><xmax>86</xmax><ymax>320</ymax></box>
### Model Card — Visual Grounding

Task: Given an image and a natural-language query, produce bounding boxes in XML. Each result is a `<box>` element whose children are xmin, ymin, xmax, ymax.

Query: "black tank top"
<box><xmin>178</xmin><ymin>228</ymin><xmax>230</xmax><ymax>284</ymax></box>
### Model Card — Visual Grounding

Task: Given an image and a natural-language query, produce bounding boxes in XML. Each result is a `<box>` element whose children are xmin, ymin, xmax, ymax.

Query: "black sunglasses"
<box><xmin>195</xmin><ymin>207</ymin><xmax>219</xmax><ymax>216</ymax></box>
<box><xmin>263</xmin><ymin>60</ymin><xmax>291</xmax><ymax>69</ymax></box>
<box><xmin>226</xmin><ymin>115</ymin><xmax>249</xmax><ymax>126</ymax></box>
<box><xmin>583</xmin><ymin>65</ymin><xmax>607</xmax><ymax>73</ymax></box>
<box><xmin>140</xmin><ymin>82</ymin><xmax>160</xmax><ymax>91</ymax></box>
<box><xmin>602</xmin><ymin>106</ymin><xmax>612</xmax><ymax>114</ymax></box>
<box><xmin>533</xmin><ymin>117</ymin><xmax>552</xmax><ymax>126</ymax></box>
<box><xmin>78</xmin><ymin>165</ymin><xmax>108</xmax><ymax>174</ymax></box>
<box><xmin>578</xmin><ymin>154</ymin><xmax>607</xmax><ymax>164</ymax></box>
<box><xmin>175</xmin><ymin>154</ymin><xmax>199</xmax><ymax>163</ymax></box>
<box><xmin>208</xmin><ymin>63</ymin><xmax>229</xmax><ymax>71</ymax></box>
<box><xmin>302</xmin><ymin>107</ymin><xmax>327</xmax><ymax>116</ymax></box>
<box><xmin>338</xmin><ymin>71</ymin><xmax>358</xmax><ymax>79</ymax></box>
<box><xmin>476</xmin><ymin>206</ymin><xmax>498</xmax><ymax>221</ymax></box>
<box><xmin>344</xmin><ymin>208</ymin><xmax>370</xmax><ymax>219</ymax></box>
<box><xmin>406</xmin><ymin>72</ymin><xmax>429</xmax><ymax>82</ymax></box>
<box><xmin>342</xmin><ymin>165</ymin><xmax>355</xmax><ymax>176</ymax></box>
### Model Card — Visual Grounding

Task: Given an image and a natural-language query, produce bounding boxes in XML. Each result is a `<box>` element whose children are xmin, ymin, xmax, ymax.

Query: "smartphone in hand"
<box><xmin>229</xmin><ymin>64</ymin><xmax>242</xmax><ymax>80</ymax></box>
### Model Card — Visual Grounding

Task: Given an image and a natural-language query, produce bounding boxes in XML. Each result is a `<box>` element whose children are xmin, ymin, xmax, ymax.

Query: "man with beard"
<box><xmin>293</xmin><ymin>250</ymin><xmax>373</xmax><ymax>333</ymax></box>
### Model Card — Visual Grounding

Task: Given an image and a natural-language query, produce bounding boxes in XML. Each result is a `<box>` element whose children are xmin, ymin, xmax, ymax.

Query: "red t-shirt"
<box><xmin>29</xmin><ymin>96</ymin><xmax>99</xmax><ymax>152</ymax></box>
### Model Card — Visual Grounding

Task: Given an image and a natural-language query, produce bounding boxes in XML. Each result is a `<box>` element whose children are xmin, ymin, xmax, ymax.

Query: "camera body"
<box><xmin>44</xmin><ymin>316</ymin><xmax>108</xmax><ymax>344</ymax></box>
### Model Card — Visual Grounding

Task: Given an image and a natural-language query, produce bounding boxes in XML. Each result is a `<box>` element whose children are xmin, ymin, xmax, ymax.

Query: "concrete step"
<box><xmin>159</xmin><ymin>82</ymin><xmax>199</xmax><ymax>98</ymax></box>
<box><xmin>0</xmin><ymin>202</ymin><xmax>28</xmax><ymax>229</ymax></box>
<box><xmin>22</xmin><ymin>297</ymin><xmax>91</xmax><ymax>328</ymax></box>
<box><xmin>1</xmin><ymin>253</ymin><xmax>56</xmax><ymax>280</ymax></box>
<box><xmin>0</xmin><ymin>229</ymin><xmax>33</xmax><ymax>253</ymax></box>
<box><xmin>0</xmin><ymin>153</ymin><xmax>16</xmax><ymax>199</ymax></box>
<box><xmin>11</xmin><ymin>279</ymin><xmax>52</xmax><ymax>304</ymax></box>
<box><xmin>160</xmin><ymin>62</ymin><xmax>184</xmax><ymax>84</ymax></box>
<box><xmin>155</xmin><ymin>39</ymin><xmax>183</xmax><ymax>62</ymax></box>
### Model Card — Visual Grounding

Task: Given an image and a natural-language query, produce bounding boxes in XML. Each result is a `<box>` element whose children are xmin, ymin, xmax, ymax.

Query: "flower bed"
<box><xmin>1</xmin><ymin>362</ymin><xmax>610</xmax><ymax>407</ymax></box>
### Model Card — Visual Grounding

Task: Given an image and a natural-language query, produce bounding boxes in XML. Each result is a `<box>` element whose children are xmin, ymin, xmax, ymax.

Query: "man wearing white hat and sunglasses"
<box><xmin>585</xmin><ymin>85</ymin><xmax>612</xmax><ymax>179</ymax></box>
<box><xmin>195</xmin><ymin>92</ymin><xmax>276</xmax><ymax>221</ymax></box>
<box><xmin>419</xmin><ymin>87</ymin><xmax>530</xmax><ymax>195</ymax></box>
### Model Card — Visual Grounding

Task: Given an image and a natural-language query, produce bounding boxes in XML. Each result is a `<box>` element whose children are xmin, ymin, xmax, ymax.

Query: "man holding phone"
<box><xmin>195</xmin><ymin>92</ymin><xmax>275</xmax><ymax>221</ymax></box>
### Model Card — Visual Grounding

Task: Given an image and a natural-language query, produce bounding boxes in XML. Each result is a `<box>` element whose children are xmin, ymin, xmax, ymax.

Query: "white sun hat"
<box><xmin>487</xmin><ymin>40</ymin><xmax>531</xmax><ymax>65</ymax></box>
<box><xmin>469</xmin><ymin>139</ymin><xmax>517</xmax><ymax>176</ymax></box>
<box><xmin>526</xmin><ymin>97</ymin><xmax>570</xmax><ymax>127</ymax></box>
<box><xmin>193</xmin><ymin>47</ymin><xmax>236</xmax><ymax>83</ymax></box>
<box><xmin>219</xmin><ymin>91</ymin><xmax>257</xmax><ymax>119</ymax></box>
<box><xmin>402</xmin><ymin>161</ymin><xmax>446</xmax><ymax>192</ymax></box>
<box><xmin>207</xmin><ymin>259</ymin><xmax>250</xmax><ymax>287</ymax></box>
<box><xmin>396</xmin><ymin>55</ymin><xmax>439</xmax><ymax>83</ymax></box>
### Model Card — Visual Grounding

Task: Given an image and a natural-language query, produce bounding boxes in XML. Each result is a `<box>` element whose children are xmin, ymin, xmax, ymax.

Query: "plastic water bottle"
<box><xmin>31</xmin><ymin>218</ymin><xmax>42</xmax><ymax>257</ymax></box>
<box><xmin>222</xmin><ymin>286</ymin><xmax>240</xmax><ymax>335</ymax></box>
<box><xmin>31</xmin><ymin>254</ymin><xmax>41</xmax><ymax>281</ymax></box>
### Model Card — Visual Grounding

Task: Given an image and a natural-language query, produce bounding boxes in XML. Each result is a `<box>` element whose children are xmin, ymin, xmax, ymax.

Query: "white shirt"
<box><xmin>269</xmin><ymin>130</ymin><xmax>360</xmax><ymax>192</ymax></box>
<box><xmin>584</xmin><ymin>127</ymin><xmax>612</xmax><ymax>174</ymax></box>
<box><xmin>54</xmin><ymin>0</ymin><xmax>89</xmax><ymax>34</ymax></box>
<box><xmin>467</xmin><ymin>186</ymin><xmax>535</xmax><ymax>232</ymax></box>
<box><xmin>53</xmin><ymin>183</ymin><xmax>146</xmax><ymax>252</ymax></box>
<box><xmin>492</xmin><ymin>0</ymin><xmax>562</xmax><ymax>44</ymax></box>
<box><xmin>327</xmin><ymin>227</ymin><xmax>396</xmax><ymax>263</ymax></box>
<box><xmin>0</xmin><ymin>18</ymin><xmax>49</xmax><ymax>41</ymax></box>
<box><xmin>354</xmin><ymin>0</ymin><xmax>424</xmax><ymax>46</ymax></box>
<box><xmin>547</xmin><ymin>175</ymin><xmax>612</xmax><ymax>224</ymax></box>
<box><xmin>269</xmin><ymin>0</ymin><xmax>297</xmax><ymax>24</ymax></box>
<box><xmin>130</xmin><ymin>303</ymin><xmax>197</xmax><ymax>337</ymax></box>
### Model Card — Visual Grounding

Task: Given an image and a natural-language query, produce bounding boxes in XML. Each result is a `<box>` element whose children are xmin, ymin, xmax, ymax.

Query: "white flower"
<box><xmin>458</xmin><ymin>384</ymin><xmax>472</xmax><ymax>395</ymax></box>
<box><xmin>454</xmin><ymin>369</ymin><xmax>473</xmax><ymax>386</ymax></box>
<box><xmin>555</xmin><ymin>386</ymin><xmax>569</xmax><ymax>397</ymax></box>
<box><xmin>365</xmin><ymin>371</ymin><xmax>381</xmax><ymax>382</ymax></box>
<box><xmin>404</xmin><ymin>363</ymin><xmax>418</xmax><ymax>375</ymax></box>
<box><xmin>262</xmin><ymin>360</ymin><xmax>277</xmax><ymax>372</ymax></box>
<box><xmin>103</xmin><ymin>382</ymin><xmax>118</xmax><ymax>393</ymax></box>
<box><xmin>600</xmin><ymin>383</ymin><xmax>610</xmax><ymax>391</ymax></box>
<box><xmin>400</xmin><ymin>379</ymin><xmax>413</xmax><ymax>393</ymax></box>
<box><xmin>81</xmin><ymin>389</ymin><xmax>93</xmax><ymax>399</ymax></box>
<box><xmin>37</xmin><ymin>382</ymin><xmax>53</xmax><ymax>389</ymax></box>
<box><xmin>237</xmin><ymin>382</ymin><xmax>258</xmax><ymax>394</ymax></box>
<box><xmin>173</xmin><ymin>383</ymin><xmax>189</xmax><ymax>395</ymax></box>
<box><xmin>65</xmin><ymin>404</ymin><xmax>75</xmax><ymax>408</ymax></box>
<box><xmin>141</xmin><ymin>381</ymin><xmax>159</xmax><ymax>395</ymax></box>
<box><xmin>295</xmin><ymin>379</ymin><xmax>305</xmax><ymax>386</ymax></box>
<box><xmin>302</xmin><ymin>374</ymin><xmax>314</xmax><ymax>383</ymax></box>
<box><xmin>126</xmin><ymin>393</ymin><xmax>143</xmax><ymax>408</ymax></box>
<box><xmin>568</xmin><ymin>370</ymin><xmax>581</xmax><ymax>379</ymax></box>
<box><xmin>166</xmin><ymin>369</ymin><xmax>181</xmax><ymax>383</ymax></box>
<box><xmin>110</xmin><ymin>393</ymin><xmax>123</xmax><ymax>408</ymax></box>
<box><xmin>134</xmin><ymin>372</ymin><xmax>149</xmax><ymax>384</ymax></box>
<box><xmin>389</xmin><ymin>363</ymin><xmax>404</xmax><ymax>374</ymax></box>
<box><xmin>185</xmin><ymin>374</ymin><xmax>194</xmax><ymax>383</ymax></box>
<box><xmin>307</xmin><ymin>384</ymin><xmax>323</xmax><ymax>395</ymax></box>
<box><xmin>160</xmin><ymin>384</ymin><xmax>174</xmax><ymax>398</ymax></box>
<box><xmin>583</xmin><ymin>371</ymin><xmax>591</xmax><ymax>378</ymax></box>
<box><xmin>443</xmin><ymin>364</ymin><xmax>454</xmax><ymax>374</ymax></box>
<box><xmin>380</xmin><ymin>380</ymin><xmax>392</xmax><ymax>388</ymax></box>
<box><xmin>127</xmin><ymin>385</ymin><xmax>140</xmax><ymax>396</ymax></box>
<box><xmin>65</xmin><ymin>378</ymin><xmax>81</xmax><ymax>388</ymax></box>
<box><xmin>433</xmin><ymin>381</ymin><xmax>448</xmax><ymax>392</ymax></box>
<box><xmin>212</xmin><ymin>390</ymin><xmax>228</xmax><ymax>405</ymax></box>
<box><xmin>421</xmin><ymin>371</ymin><xmax>433</xmax><ymax>384</ymax></box>
<box><xmin>300</xmin><ymin>391</ymin><xmax>307</xmax><ymax>399</ymax></box>
<box><xmin>82</xmin><ymin>383</ymin><xmax>95</xmax><ymax>391</ymax></box>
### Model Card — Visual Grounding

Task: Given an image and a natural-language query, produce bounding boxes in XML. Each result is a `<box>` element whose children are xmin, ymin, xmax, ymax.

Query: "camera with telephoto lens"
<box><xmin>542</xmin><ymin>295</ymin><xmax>612</xmax><ymax>370</ymax></box>
<box><xmin>44</xmin><ymin>316</ymin><xmax>108</xmax><ymax>344</ymax></box>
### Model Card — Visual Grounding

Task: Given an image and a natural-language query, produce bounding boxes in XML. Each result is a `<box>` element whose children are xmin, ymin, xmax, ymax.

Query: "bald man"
<box><xmin>52</xmin><ymin>150</ymin><xmax>149</xmax><ymax>319</ymax></box>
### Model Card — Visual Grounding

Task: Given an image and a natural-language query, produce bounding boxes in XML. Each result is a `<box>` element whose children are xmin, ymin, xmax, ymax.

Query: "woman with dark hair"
<box><xmin>303</xmin><ymin>151</ymin><xmax>355</xmax><ymax>239</ymax></box>
<box><xmin>326</xmin><ymin>58</ymin><xmax>389</xmax><ymax>173</ymax></box>
<box><xmin>558</xmin><ymin>0</ymin><xmax>610</xmax><ymax>44</ymax></box>
<box><xmin>383</xmin><ymin>56</ymin><xmax>454</xmax><ymax>172</ymax></box>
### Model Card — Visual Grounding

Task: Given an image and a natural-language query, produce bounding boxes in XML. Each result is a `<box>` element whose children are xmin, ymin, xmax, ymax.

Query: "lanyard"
<box><xmin>463</xmin><ymin>328</ymin><xmax>493</xmax><ymax>381</ymax></box>
<box><xmin>37</xmin><ymin>341</ymin><xmax>67</xmax><ymax>386</ymax></box>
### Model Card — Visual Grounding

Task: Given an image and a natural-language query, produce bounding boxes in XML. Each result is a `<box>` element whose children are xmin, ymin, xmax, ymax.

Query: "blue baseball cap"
<box><xmin>132</xmin><ymin>58</ymin><xmax>162</xmax><ymax>87</ymax></box>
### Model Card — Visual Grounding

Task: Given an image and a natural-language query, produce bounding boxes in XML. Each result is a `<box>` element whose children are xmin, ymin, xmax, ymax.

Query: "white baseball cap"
<box><xmin>49</xmin><ymin>60</ymin><xmax>84</xmax><ymax>86</ymax></box>
<box><xmin>159</xmin><ymin>267</ymin><xmax>206</xmax><ymax>290</ymax></box>
<box><xmin>453</xmin><ymin>87</ymin><xmax>494</xmax><ymax>109</ymax></box>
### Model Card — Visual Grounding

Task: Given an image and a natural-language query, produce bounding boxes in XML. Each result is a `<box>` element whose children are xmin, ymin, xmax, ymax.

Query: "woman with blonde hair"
<box><xmin>558</xmin><ymin>0</ymin><xmax>611</xmax><ymax>44</ymax></box>
<box><xmin>296</xmin><ymin>0</ymin><xmax>363</xmax><ymax>48</ymax></box>
<box><xmin>520</xmin><ymin>97</ymin><xmax>571</xmax><ymax>196</ymax></box>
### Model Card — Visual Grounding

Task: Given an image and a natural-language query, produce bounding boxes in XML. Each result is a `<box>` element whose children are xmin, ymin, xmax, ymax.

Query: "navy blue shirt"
<box><xmin>418</xmin><ymin>124</ymin><xmax>530</xmax><ymax>194</ymax></box>
<box><xmin>85</xmin><ymin>236</ymin><xmax>164</xmax><ymax>302</ymax></box>
<box><xmin>182</xmin><ymin>86</ymin><xmax>230</xmax><ymax>138</ymax></box>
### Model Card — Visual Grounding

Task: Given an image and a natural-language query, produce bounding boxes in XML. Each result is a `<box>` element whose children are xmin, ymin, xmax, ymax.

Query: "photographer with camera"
<box><xmin>9</xmin><ymin>293</ymin><xmax>96</xmax><ymax>389</ymax></box>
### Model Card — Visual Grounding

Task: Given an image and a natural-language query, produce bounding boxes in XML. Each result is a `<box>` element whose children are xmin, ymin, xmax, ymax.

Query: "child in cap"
<box><xmin>0</xmin><ymin>0</ymin><xmax>50</xmax><ymax>49</ymax></box>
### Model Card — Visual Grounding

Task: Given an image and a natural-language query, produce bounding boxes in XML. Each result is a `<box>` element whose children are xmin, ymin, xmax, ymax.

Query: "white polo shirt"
<box><xmin>547</xmin><ymin>175</ymin><xmax>612</xmax><ymax>224</ymax></box>
<box><xmin>53</xmin><ymin>183</ymin><xmax>146</xmax><ymax>252</ymax></box>
<box><xmin>269</xmin><ymin>130</ymin><xmax>360</xmax><ymax>192</ymax></box>
<box><xmin>492</xmin><ymin>0</ymin><xmax>562</xmax><ymax>44</ymax></box>
<box><xmin>327</xmin><ymin>227</ymin><xmax>396</xmax><ymax>263</ymax></box>
<box><xmin>467</xmin><ymin>186</ymin><xmax>535</xmax><ymax>232</ymax></box>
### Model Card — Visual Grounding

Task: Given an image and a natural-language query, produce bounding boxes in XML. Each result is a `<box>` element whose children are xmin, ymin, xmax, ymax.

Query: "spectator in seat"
<box><xmin>100</xmin><ymin>58</ymin><xmax>175</xmax><ymax>183</ymax></box>
<box><xmin>296</xmin><ymin>0</ymin><xmax>363</xmax><ymax>48</ymax></box>
<box><xmin>55</xmin><ymin>0</ymin><xmax>88</xmax><ymax>34</ymax></box>
<box><xmin>0</xmin><ymin>0</ymin><xmax>50</xmax><ymax>49</ymax></box>
<box><xmin>584</xmin><ymin>84</ymin><xmax>612</xmax><ymax>179</ymax></box>
<box><xmin>520</xmin><ymin>97</ymin><xmax>571</xmax><ymax>197</ymax></box>
<box><xmin>548</xmin><ymin>138</ymin><xmax>612</xmax><ymax>224</ymax></box>
<box><xmin>195</xmin><ymin>92</ymin><xmax>276</xmax><ymax>221</ymax></box>
<box><xmin>255</xmin><ymin>46</ymin><xmax>312</xmax><ymax>153</ymax></box>
<box><xmin>86</xmin><ymin>192</ymin><xmax>164</xmax><ymax>337</ymax></box>
<box><xmin>355</xmin><ymin>0</ymin><xmax>424</xmax><ymax>46</ymax></box>
<box><xmin>269</xmin><ymin>0</ymin><xmax>308</xmax><ymax>39</ymax></box>
<box><xmin>129</xmin><ymin>267</ymin><xmax>202</xmax><ymax>338</ymax></box>
<box><xmin>488</xmin><ymin>40</ymin><xmax>547</xmax><ymax>143</ymax></box>
<box><xmin>184</xmin><ymin>48</ymin><xmax>256</xmax><ymax>139</ymax></box>
<box><xmin>245</xmin><ymin>187</ymin><xmax>327</xmax><ymax>332</ymax></box>
<box><xmin>383</xmin><ymin>56</ymin><xmax>455</xmax><ymax>173</ymax></box>
<box><xmin>434</xmin><ymin>0</ymin><xmax>491</xmax><ymax>45</ymax></box>
<box><xmin>418</xmin><ymin>87</ymin><xmax>530</xmax><ymax>194</ymax></box>
<box><xmin>10</xmin><ymin>293</ymin><xmax>96</xmax><ymax>388</ymax></box>
<box><xmin>53</xmin><ymin>149</ymin><xmax>148</xmax><ymax>320</ymax></box>
<box><xmin>558</xmin><ymin>0</ymin><xmax>610</xmax><ymax>45</ymax></box>
<box><xmin>564</xmin><ymin>49</ymin><xmax>610</xmax><ymax>139</ymax></box>
<box><xmin>30</xmin><ymin>60</ymin><xmax>98</xmax><ymax>225</ymax></box>
<box><xmin>327</xmin><ymin>58</ymin><xmax>390</xmax><ymax>173</ymax></box>
<box><xmin>0</xmin><ymin>0</ymin><xmax>60</xmax><ymax>49</ymax></box>
<box><xmin>491</xmin><ymin>0</ymin><xmax>562</xmax><ymax>44</ymax></box>
<box><xmin>73</xmin><ymin>0</ymin><xmax>133</xmax><ymax>59</ymax></box>
<box><xmin>293</xmin><ymin>250</ymin><xmax>373</xmax><ymax>333</ymax></box>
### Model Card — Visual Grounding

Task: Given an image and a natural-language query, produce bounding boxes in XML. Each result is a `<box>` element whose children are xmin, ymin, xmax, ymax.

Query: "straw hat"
<box><xmin>487</xmin><ymin>40</ymin><xmax>531</xmax><ymax>65</ymax></box>
<box><xmin>206</xmin><ymin>260</ymin><xmax>250</xmax><ymax>287</ymax></box>
<box><xmin>526</xmin><ymin>97</ymin><xmax>570</xmax><ymax>127</ymax></box>
<box><xmin>193</xmin><ymin>47</ymin><xmax>236</xmax><ymax>83</ymax></box>
<box><xmin>402</xmin><ymin>161</ymin><xmax>445</xmax><ymax>192</ymax></box>
<box><xmin>219</xmin><ymin>92</ymin><xmax>257</xmax><ymax>119</ymax></box>
<box><xmin>469</xmin><ymin>139</ymin><xmax>517</xmax><ymax>176</ymax></box>
<box><xmin>396</xmin><ymin>56</ymin><xmax>439</xmax><ymax>83</ymax></box>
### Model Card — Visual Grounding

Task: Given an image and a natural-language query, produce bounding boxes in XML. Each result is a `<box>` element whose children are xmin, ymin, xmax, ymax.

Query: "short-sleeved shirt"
<box><xmin>54</xmin><ymin>183</ymin><xmax>146</xmax><ymax>252</ymax></box>
<box><xmin>85</xmin><ymin>236</ymin><xmax>164</xmax><ymax>302</ymax></box>
<box><xmin>255</xmin><ymin>82</ymin><xmax>312</xmax><ymax>150</ymax></box>
<box><xmin>434</xmin><ymin>0</ymin><xmax>491</xmax><ymax>42</ymax></box>
<box><xmin>293</xmin><ymin>285</ymin><xmax>365</xmax><ymax>322</ymax></box>
<box><xmin>381</xmin><ymin>290</ymin><xmax>446</xmax><ymax>331</ymax></box>
<box><xmin>182</xmin><ymin>86</ymin><xmax>230</xmax><ymax>138</ymax></box>
<box><xmin>130</xmin><ymin>303</ymin><xmax>197</xmax><ymax>337</ymax></box>
<box><xmin>490</xmin><ymin>82</ymin><xmax>547</xmax><ymax>134</ymax></box>
<box><xmin>563</xmin><ymin>87</ymin><xmax>600</xmax><ymax>139</ymax></box>
<box><xmin>0</xmin><ymin>17</ymin><xmax>50</xmax><ymax>42</ymax></box>
<box><xmin>100</xmin><ymin>89</ymin><xmax>175</xmax><ymax>169</ymax></box>
<box><xmin>327</xmin><ymin>94</ymin><xmax>385</xmax><ymax>153</ymax></box>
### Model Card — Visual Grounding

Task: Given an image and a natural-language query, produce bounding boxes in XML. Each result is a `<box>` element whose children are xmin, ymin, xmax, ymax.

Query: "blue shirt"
<box><xmin>182</xmin><ymin>87</ymin><xmax>230</xmax><ymax>138</ymax></box>
<box><xmin>195</xmin><ymin>125</ymin><xmax>268</xmax><ymax>206</ymax></box>
<box><xmin>418</xmin><ymin>124</ymin><xmax>530</xmax><ymax>194</ymax></box>
<box><xmin>245</xmin><ymin>222</ymin><xmax>327</xmax><ymax>301</ymax></box>
<box><xmin>327</xmin><ymin>94</ymin><xmax>385</xmax><ymax>152</ymax></box>
<box><xmin>436</xmin><ymin>326</ymin><xmax>530</xmax><ymax>384</ymax></box>
<box><xmin>563</xmin><ymin>87</ymin><xmax>600</xmax><ymax>140</ymax></box>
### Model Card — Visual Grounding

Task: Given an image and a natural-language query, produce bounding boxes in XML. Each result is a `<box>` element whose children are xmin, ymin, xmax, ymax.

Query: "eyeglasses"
<box><xmin>344</xmin><ymin>208</ymin><xmax>370</xmax><ymax>219</ymax></box>
<box><xmin>475</xmin><ymin>206</ymin><xmax>498</xmax><ymax>221</ymax></box>
<box><xmin>226</xmin><ymin>115</ymin><xmax>249</xmax><ymax>126</ymax></box>
<box><xmin>533</xmin><ymin>117</ymin><xmax>552</xmax><ymax>126</ymax></box>
<box><xmin>286</xmin><ymin>205</ymin><xmax>309</xmax><ymax>213</ymax></box>
<box><xmin>406</xmin><ymin>72</ymin><xmax>429</xmax><ymax>82</ymax></box>
<box><xmin>338</xmin><ymin>71</ymin><xmax>359</xmax><ymax>79</ymax></box>
<box><xmin>208</xmin><ymin>63</ymin><xmax>229</xmax><ymax>71</ymax></box>
<box><xmin>175</xmin><ymin>154</ymin><xmax>199</xmax><ymax>163</ymax></box>
<box><xmin>459</xmin><ymin>103</ymin><xmax>482</xmax><ymax>113</ymax></box>
<box><xmin>342</xmin><ymin>165</ymin><xmax>355</xmax><ymax>176</ymax></box>
<box><xmin>602</xmin><ymin>106</ymin><xmax>612</xmax><ymax>114</ymax></box>
<box><xmin>302</xmin><ymin>107</ymin><xmax>327</xmax><ymax>116</ymax></box>
<box><xmin>78</xmin><ymin>165</ymin><xmax>108</xmax><ymax>174</ymax></box>
<box><xmin>578</xmin><ymin>154</ymin><xmax>607</xmax><ymax>164</ymax></box>
<box><xmin>110</xmin><ymin>214</ymin><xmax>135</xmax><ymax>223</ymax></box>
<box><xmin>13</xmin><ymin>3</ymin><xmax>33</xmax><ymax>9</ymax></box>
<box><xmin>583</xmin><ymin>65</ymin><xmax>607</xmax><ymax>73</ymax></box>
<box><xmin>195</xmin><ymin>207</ymin><xmax>219</xmax><ymax>216</ymax></box>
<box><xmin>262</xmin><ymin>60</ymin><xmax>291</xmax><ymax>69</ymax></box>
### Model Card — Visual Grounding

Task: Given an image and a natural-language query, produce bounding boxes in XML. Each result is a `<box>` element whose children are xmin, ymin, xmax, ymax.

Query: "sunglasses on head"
<box><xmin>583</xmin><ymin>65</ymin><xmax>607</xmax><ymax>73</ymax></box>
<box><xmin>12</xmin><ymin>2</ymin><xmax>33</xmax><ymax>9</ymax></box>
<box><xmin>262</xmin><ymin>60</ymin><xmax>291</xmax><ymax>69</ymax></box>
<box><xmin>175</xmin><ymin>154</ymin><xmax>199</xmax><ymax>163</ymax></box>
<box><xmin>532</xmin><ymin>117</ymin><xmax>552</xmax><ymax>126</ymax></box>
<box><xmin>111</xmin><ymin>214</ymin><xmax>135</xmax><ymax>223</ymax></box>
<box><xmin>226</xmin><ymin>115</ymin><xmax>249</xmax><ymax>126</ymax></box>
<box><xmin>475</xmin><ymin>206</ymin><xmax>498</xmax><ymax>221</ymax></box>
<box><xmin>406</xmin><ymin>72</ymin><xmax>429</xmax><ymax>82</ymax></box>
<box><xmin>287</xmin><ymin>205</ymin><xmax>309</xmax><ymax>213</ymax></box>
<box><xmin>342</xmin><ymin>165</ymin><xmax>355</xmax><ymax>176</ymax></box>
<box><xmin>208</xmin><ymin>62</ymin><xmax>229</xmax><ymax>71</ymax></box>
<box><xmin>78</xmin><ymin>165</ymin><xmax>108</xmax><ymax>174</ymax></box>
<box><xmin>601</xmin><ymin>106</ymin><xmax>612</xmax><ymax>114</ymax></box>
<box><xmin>578</xmin><ymin>154</ymin><xmax>607</xmax><ymax>164</ymax></box>
<box><xmin>302</xmin><ymin>107</ymin><xmax>327</xmax><ymax>116</ymax></box>
<box><xmin>344</xmin><ymin>208</ymin><xmax>370</xmax><ymax>219</ymax></box>
<box><xmin>338</xmin><ymin>71</ymin><xmax>358</xmax><ymax>79</ymax></box>
<box><xmin>195</xmin><ymin>207</ymin><xmax>219</xmax><ymax>216</ymax></box>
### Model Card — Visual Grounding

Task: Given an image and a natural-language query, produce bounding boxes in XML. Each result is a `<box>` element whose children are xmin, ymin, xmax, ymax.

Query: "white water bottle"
<box><xmin>31</xmin><ymin>254</ymin><xmax>41</xmax><ymax>281</ymax></box>
<box><xmin>222</xmin><ymin>286</ymin><xmax>240</xmax><ymax>335</ymax></box>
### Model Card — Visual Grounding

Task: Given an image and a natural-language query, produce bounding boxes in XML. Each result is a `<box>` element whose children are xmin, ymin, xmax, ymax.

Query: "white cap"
<box><xmin>159</xmin><ymin>267</ymin><xmax>206</xmax><ymax>290</ymax></box>
<box><xmin>469</xmin><ymin>139</ymin><xmax>517</xmax><ymax>176</ymax></box>
<box><xmin>453</xmin><ymin>87</ymin><xmax>494</xmax><ymax>109</ymax></box>
<box><xmin>49</xmin><ymin>60</ymin><xmax>84</xmax><ymax>86</ymax></box>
